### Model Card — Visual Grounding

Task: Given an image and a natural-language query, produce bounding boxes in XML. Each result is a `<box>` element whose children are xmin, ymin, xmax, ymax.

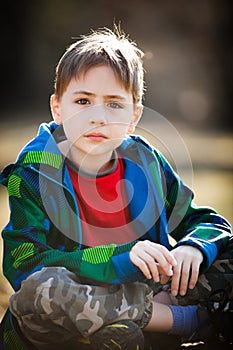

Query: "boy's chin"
<box><xmin>82</xmin><ymin>140</ymin><xmax>122</xmax><ymax>155</ymax></box>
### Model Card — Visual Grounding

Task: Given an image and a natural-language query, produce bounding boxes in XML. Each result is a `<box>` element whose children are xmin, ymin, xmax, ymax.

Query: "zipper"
<box><xmin>137</xmin><ymin>143</ymin><xmax>170</xmax><ymax>248</ymax></box>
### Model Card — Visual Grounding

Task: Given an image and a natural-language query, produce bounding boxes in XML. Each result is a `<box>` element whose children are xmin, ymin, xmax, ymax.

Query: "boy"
<box><xmin>0</xmin><ymin>26</ymin><xmax>232</xmax><ymax>350</ymax></box>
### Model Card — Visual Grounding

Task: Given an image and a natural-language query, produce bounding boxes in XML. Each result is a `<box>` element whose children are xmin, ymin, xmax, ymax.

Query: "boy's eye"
<box><xmin>107</xmin><ymin>101</ymin><xmax>123</xmax><ymax>109</ymax></box>
<box><xmin>75</xmin><ymin>98</ymin><xmax>90</xmax><ymax>105</ymax></box>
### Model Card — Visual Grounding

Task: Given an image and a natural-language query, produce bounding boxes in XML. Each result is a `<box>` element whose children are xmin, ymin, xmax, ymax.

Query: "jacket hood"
<box><xmin>0</xmin><ymin>122</ymin><xmax>61</xmax><ymax>186</ymax></box>
<box><xmin>17</xmin><ymin>121</ymin><xmax>61</xmax><ymax>159</ymax></box>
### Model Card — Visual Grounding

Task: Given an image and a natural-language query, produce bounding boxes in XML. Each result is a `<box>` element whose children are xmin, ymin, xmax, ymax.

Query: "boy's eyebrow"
<box><xmin>72</xmin><ymin>90</ymin><xmax>127</xmax><ymax>100</ymax></box>
<box><xmin>73</xmin><ymin>90</ymin><xmax>95</xmax><ymax>97</ymax></box>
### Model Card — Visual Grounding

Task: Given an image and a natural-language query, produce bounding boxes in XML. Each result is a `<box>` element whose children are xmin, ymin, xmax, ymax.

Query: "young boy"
<box><xmin>0</xmin><ymin>26</ymin><xmax>232</xmax><ymax>350</ymax></box>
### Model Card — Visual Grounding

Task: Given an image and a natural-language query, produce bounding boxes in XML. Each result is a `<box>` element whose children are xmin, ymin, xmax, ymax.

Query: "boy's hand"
<box><xmin>130</xmin><ymin>240</ymin><xmax>177</xmax><ymax>282</ymax></box>
<box><xmin>168</xmin><ymin>245</ymin><xmax>204</xmax><ymax>296</ymax></box>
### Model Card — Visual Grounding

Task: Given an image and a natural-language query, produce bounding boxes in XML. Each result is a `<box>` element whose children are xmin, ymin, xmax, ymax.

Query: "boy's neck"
<box><xmin>67</xmin><ymin>153</ymin><xmax>118</xmax><ymax>178</ymax></box>
<box><xmin>58</xmin><ymin>140</ymin><xmax>117</xmax><ymax>176</ymax></box>
<box><xmin>72</xmin><ymin>153</ymin><xmax>117</xmax><ymax>176</ymax></box>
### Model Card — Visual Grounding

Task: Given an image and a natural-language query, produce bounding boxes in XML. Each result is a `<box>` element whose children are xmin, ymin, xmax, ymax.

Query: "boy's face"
<box><xmin>51</xmin><ymin>65</ymin><xmax>142</xmax><ymax>167</ymax></box>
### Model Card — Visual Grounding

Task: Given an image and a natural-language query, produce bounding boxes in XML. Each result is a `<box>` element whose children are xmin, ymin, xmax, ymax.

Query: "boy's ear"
<box><xmin>127</xmin><ymin>105</ymin><xmax>143</xmax><ymax>134</ymax></box>
<box><xmin>50</xmin><ymin>94</ymin><xmax>62</xmax><ymax>124</ymax></box>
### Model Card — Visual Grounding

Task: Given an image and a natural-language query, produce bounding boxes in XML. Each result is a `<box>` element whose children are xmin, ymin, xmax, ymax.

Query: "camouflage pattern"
<box><xmin>9</xmin><ymin>266</ymin><xmax>153</xmax><ymax>348</ymax></box>
<box><xmin>152</xmin><ymin>236</ymin><xmax>233</xmax><ymax>306</ymax></box>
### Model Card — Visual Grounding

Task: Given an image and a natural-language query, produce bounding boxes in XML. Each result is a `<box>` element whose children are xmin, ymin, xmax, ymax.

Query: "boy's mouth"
<box><xmin>84</xmin><ymin>132</ymin><xmax>108</xmax><ymax>142</ymax></box>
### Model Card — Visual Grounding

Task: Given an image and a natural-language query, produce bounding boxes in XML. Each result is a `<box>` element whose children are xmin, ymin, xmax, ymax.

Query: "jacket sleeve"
<box><xmin>155</xmin><ymin>149</ymin><xmax>232</xmax><ymax>270</ymax></box>
<box><xmin>1</xmin><ymin>169</ymin><xmax>144</xmax><ymax>291</ymax></box>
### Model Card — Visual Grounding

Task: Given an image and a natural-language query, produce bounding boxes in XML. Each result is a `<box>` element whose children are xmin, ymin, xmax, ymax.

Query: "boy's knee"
<box><xmin>10</xmin><ymin>267</ymin><xmax>71</xmax><ymax>316</ymax></box>
<box><xmin>9</xmin><ymin>267</ymin><xmax>80</xmax><ymax>345</ymax></box>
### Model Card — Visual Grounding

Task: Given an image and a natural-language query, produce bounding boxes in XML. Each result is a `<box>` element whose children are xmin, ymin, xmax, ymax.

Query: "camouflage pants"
<box><xmin>9</xmin><ymin>267</ymin><xmax>153</xmax><ymax>348</ymax></box>
<box><xmin>9</xmin><ymin>238</ymin><xmax>233</xmax><ymax>349</ymax></box>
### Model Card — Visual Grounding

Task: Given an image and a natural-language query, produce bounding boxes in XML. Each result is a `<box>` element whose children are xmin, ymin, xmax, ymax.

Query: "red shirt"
<box><xmin>68</xmin><ymin>158</ymin><xmax>137</xmax><ymax>247</ymax></box>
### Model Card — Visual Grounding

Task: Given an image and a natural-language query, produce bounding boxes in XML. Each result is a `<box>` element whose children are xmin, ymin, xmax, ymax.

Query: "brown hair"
<box><xmin>54</xmin><ymin>26</ymin><xmax>145</xmax><ymax>104</ymax></box>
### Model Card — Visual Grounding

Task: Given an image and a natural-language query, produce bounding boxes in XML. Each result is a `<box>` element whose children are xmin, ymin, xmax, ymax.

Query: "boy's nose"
<box><xmin>88</xmin><ymin>105</ymin><xmax>107</xmax><ymax>125</ymax></box>
<box><xmin>89</xmin><ymin>118</ymin><xmax>106</xmax><ymax>126</ymax></box>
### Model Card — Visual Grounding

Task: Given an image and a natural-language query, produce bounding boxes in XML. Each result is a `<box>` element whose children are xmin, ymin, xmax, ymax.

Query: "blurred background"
<box><xmin>0</xmin><ymin>0</ymin><xmax>232</xmax><ymax>320</ymax></box>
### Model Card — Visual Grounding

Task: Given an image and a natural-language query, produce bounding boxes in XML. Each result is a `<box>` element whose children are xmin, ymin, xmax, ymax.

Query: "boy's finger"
<box><xmin>150</xmin><ymin>255</ymin><xmax>174</xmax><ymax>279</ymax></box>
<box><xmin>178</xmin><ymin>261</ymin><xmax>190</xmax><ymax>296</ymax></box>
<box><xmin>150</xmin><ymin>244</ymin><xmax>177</xmax><ymax>268</ymax></box>
<box><xmin>135</xmin><ymin>250</ymin><xmax>160</xmax><ymax>282</ymax></box>
<box><xmin>188</xmin><ymin>261</ymin><xmax>200</xmax><ymax>290</ymax></box>
<box><xmin>170</xmin><ymin>263</ymin><xmax>182</xmax><ymax>296</ymax></box>
<box><xmin>139</xmin><ymin>242</ymin><xmax>175</xmax><ymax>267</ymax></box>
